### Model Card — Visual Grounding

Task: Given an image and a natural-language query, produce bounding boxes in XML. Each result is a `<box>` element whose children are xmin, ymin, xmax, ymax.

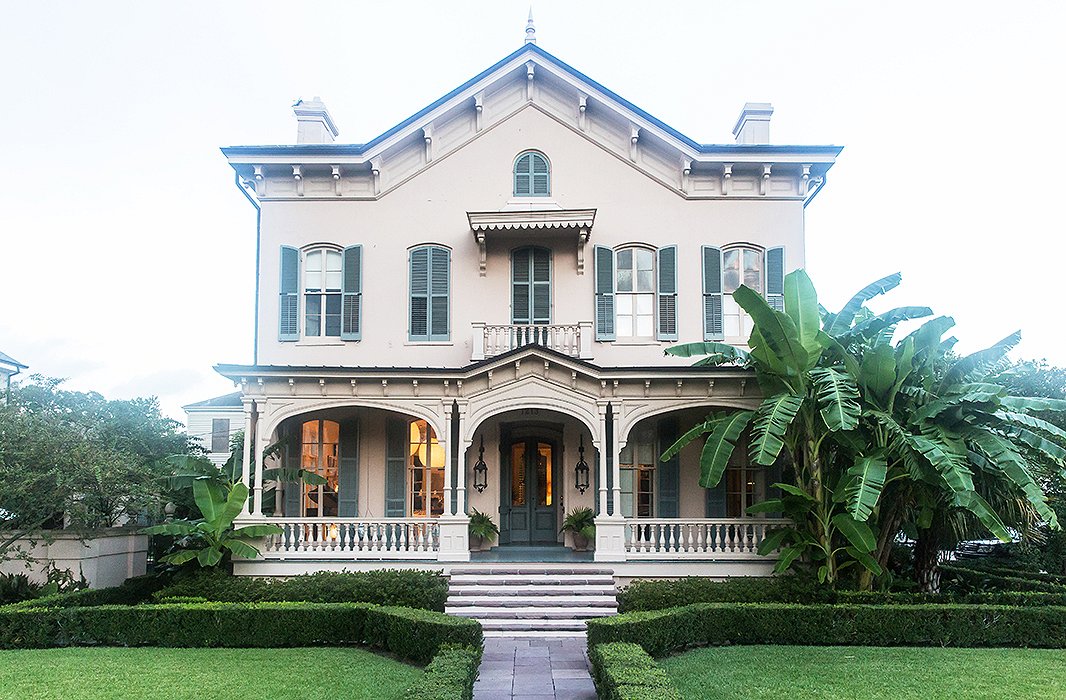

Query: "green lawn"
<box><xmin>0</xmin><ymin>647</ymin><xmax>422</xmax><ymax>700</ymax></box>
<box><xmin>661</xmin><ymin>645</ymin><xmax>1066</xmax><ymax>700</ymax></box>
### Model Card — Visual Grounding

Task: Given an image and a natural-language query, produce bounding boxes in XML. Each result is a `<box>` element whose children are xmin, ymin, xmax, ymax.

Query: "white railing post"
<box><xmin>471</xmin><ymin>323</ymin><xmax>486</xmax><ymax>361</ymax></box>
<box><xmin>578</xmin><ymin>321</ymin><xmax>594</xmax><ymax>359</ymax></box>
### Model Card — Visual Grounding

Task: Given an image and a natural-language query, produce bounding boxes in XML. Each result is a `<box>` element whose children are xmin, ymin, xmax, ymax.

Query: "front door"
<box><xmin>500</xmin><ymin>438</ymin><xmax>558</xmax><ymax>545</ymax></box>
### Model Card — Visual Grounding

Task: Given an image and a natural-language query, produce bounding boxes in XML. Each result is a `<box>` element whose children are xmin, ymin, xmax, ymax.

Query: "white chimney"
<box><xmin>293</xmin><ymin>97</ymin><xmax>339</xmax><ymax>144</ymax></box>
<box><xmin>732</xmin><ymin>103</ymin><xmax>773</xmax><ymax>144</ymax></box>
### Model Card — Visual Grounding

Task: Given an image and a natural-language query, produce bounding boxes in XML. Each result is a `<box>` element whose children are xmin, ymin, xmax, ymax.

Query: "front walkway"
<box><xmin>473</xmin><ymin>637</ymin><xmax>596</xmax><ymax>700</ymax></box>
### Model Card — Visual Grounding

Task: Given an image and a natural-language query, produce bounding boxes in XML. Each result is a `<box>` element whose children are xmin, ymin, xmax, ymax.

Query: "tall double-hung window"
<box><xmin>593</xmin><ymin>244</ymin><xmax>677</xmax><ymax>342</ymax></box>
<box><xmin>702</xmin><ymin>245</ymin><xmax>783</xmax><ymax>341</ymax></box>
<box><xmin>278</xmin><ymin>245</ymin><xmax>362</xmax><ymax>341</ymax></box>
<box><xmin>409</xmin><ymin>245</ymin><xmax>450</xmax><ymax>341</ymax></box>
<box><xmin>511</xmin><ymin>247</ymin><xmax>551</xmax><ymax>325</ymax></box>
<box><xmin>513</xmin><ymin>151</ymin><xmax>550</xmax><ymax>197</ymax></box>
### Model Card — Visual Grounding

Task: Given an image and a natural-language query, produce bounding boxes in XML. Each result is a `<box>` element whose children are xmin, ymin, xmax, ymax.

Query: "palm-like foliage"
<box><xmin>666</xmin><ymin>270</ymin><xmax>1066</xmax><ymax>589</ymax></box>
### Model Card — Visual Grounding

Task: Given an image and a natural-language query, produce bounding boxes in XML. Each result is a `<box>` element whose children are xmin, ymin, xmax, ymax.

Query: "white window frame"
<box><xmin>408</xmin><ymin>419</ymin><xmax>445</xmax><ymax>518</ymax></box>
<box><xmin>301</xmin><ymin>419</ymin><xmax>339</xmax><ymax>517</ymax></box>
<box><xmin>301</xmin><ymin>246</ymin><xmax>343</xmax><ymax>339</ymax></box>
<box><xmin>619</xmin><ymin>427</ymin><xmax>656</xmax><ymax>518</ymax></box>
<box><xmin>721</xmin><ymin>244</ymin><xmax>765</xmax><ymax>341</ymax></box>
<box><xmin>614</xmin><ymin>245</ymin><xmax>656</xmax><ymax>341</ymax></box>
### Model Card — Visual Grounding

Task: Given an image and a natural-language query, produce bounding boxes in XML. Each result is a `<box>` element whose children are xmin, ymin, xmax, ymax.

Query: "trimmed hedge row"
<box><xmin>402</xmin><ymin>643</ymin><xmax>483</xmax><ymax>700</ymax></box>
<box><xmin>617</xmin><ymin>576</ymin><xmax>1066</xmax><ymax>612</ymax></box>
<box><xmin>941</xmin><ymin>564</ymin><xmax>1066</xmax><ymax>594</ymax></box>
<box><xmin>3</xmin><ymin>573</ymin><xmax>168</xmax><ymax>611</ymax></box>
<box><xmin>589</xmin><ymin>642</ymin><xmax>682</xmax><ymax>700</ymax></box>
<box><xmin>587</xmin><ymin>603</ymin><xmax>1066</xmax><ymax>657</ymax></box>
<box><xmin>152</xmin><ymin>569</ymin><xmax>449</xmax><ymax>611</ymax></box>
<box><xmin>0</xmin><ymin>601</ymin><xmax>481</xmax><ymax>664</ymax></box>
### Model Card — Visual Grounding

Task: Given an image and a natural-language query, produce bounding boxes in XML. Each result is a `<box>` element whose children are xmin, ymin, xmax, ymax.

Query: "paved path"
<box><xmin>473</xmin><ymin>636</ymin><xmax>597</xmax><ymax>700</ymax></box>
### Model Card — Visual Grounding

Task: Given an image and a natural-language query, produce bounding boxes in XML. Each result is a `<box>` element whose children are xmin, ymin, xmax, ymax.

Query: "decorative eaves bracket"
<box><xmin>467</xmin><ymin>208</ymin><xmax>596</xmax><ymax>276</ymax></box>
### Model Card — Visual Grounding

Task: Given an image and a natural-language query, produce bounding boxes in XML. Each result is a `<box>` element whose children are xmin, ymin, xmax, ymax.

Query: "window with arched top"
<box><xmin>513</xmin><ymin>151</ymin><xmax>550</xmax><ymax>197</ymax></box>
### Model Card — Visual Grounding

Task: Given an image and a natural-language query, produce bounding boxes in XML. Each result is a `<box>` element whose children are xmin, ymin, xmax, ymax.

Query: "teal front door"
<box><xmin>500</xmin><ymin>438</ymin><xmax>558</xmax><ymax>545</ymax></box>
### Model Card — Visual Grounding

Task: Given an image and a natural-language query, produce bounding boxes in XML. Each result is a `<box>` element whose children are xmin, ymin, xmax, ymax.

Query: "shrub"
<box><xmin>617</xmin><ymin>576</ymin><xmax>828</xmax><ymax>612</ymax></box>
<box><xmin>0</xmin><ymin>601</ymin><xmax>481</xmax><ymax>664</ymax></box>
<box><xmin>587</xmin><ymin>603</ymin><xmax>1066</xmax><ymax>657</ymax></box>
<box><xmin>403</xmin><ymin>644</ymin><xmax>482</xmax><ymax>700</ymax></box>
<box><xmin>835</xmin><ymin>590</ymin><xmax>1066</xmax><ymax>606</ymax></box>
<box><xmin>3</xmin><ymin>573</ymin><xmax>168</xmax><ymax>611</ymax></box>
<box><xmin>152</xmin><ymin>568</ymin><xmax>448</xmax><ymax>611</ymax></box>
<box><xmin>589</xmin><ymin>642</ymin><xmax>682</xmax><ymax>700</ymax></box>
<box><xmin>940</xmin><ymin>564</ymin><xmax>1066</xmax><ymax>594</ymax></box>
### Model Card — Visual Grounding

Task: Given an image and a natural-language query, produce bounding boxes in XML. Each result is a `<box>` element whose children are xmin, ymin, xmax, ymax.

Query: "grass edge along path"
<box><xmin>0</xmin><ymin>646</ymin><xmax>422</xmax><ymax>700</ymax></box>
<box><xmin>661</xmin><ymin>645</ymin><xmax>1066</xmax><ymax>700</ymax></box>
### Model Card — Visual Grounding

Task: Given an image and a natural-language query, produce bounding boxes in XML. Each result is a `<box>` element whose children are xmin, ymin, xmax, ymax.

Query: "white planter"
<box><xmin>0</xmin><ymin>528</ymin><xmax>148</xmax><ymax>589</ymax></box>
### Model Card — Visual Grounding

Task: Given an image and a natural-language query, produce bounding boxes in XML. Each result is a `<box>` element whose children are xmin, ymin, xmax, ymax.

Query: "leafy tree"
<box><xmin>666</xmin><ymin>272</ymin><xmax>1066</xmax><ymax>590</ymax></box>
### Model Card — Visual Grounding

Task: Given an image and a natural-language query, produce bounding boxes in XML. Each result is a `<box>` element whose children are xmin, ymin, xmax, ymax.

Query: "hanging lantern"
<box><xmin>473</xmin><ymin>436</ymin><xmax>489</xmax><ymax>493</ymax></box>
<box><xmin>575</xmin><ymin>435</ymin><xmax>590</xmax><ymax>494</ymax></box>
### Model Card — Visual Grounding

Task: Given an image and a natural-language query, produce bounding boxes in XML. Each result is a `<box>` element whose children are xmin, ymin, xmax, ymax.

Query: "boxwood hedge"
<box><xmin>402</xmin><ymin>643</ymin><xmax>483</xmax><ymax>700</ymax></box>
<box><xmin>587</xmin><ymin>602</ymin><xmax>1066</xmax><ymax>657</ymax></box>
<box><xmin>0</xmin><ymin>601</ymin><xmax>481</xmax><ymax>664</ymax></box>
<box><xmin>589</xmin><ymin>642</ymin><xmax>682</xmax><ymax>700</ymax></box>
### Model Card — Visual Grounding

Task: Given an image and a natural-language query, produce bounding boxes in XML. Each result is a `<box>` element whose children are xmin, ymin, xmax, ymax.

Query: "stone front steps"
<box><xmin>446</xmin><ymin>566</ymin><xmax>618</xmax><ymax>638</ymax></box>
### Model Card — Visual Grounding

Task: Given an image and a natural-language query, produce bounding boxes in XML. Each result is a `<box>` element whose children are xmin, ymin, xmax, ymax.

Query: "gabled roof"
<box><xmin>221</xmin><ymin>43</ymin><xmax>840</xmax><ymax>162</ymax></box>
<box><xmin>183</xmin><ymin>391</ymin><xmax>243</xmax><ymax>411</ymax></box>
<box><xmin>0</xmin><ymin>350</ymin><xmax>27</xmax><ymax>370</ymax></box>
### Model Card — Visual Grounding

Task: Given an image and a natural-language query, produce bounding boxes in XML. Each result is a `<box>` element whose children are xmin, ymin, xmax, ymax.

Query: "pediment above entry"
<box><xmin>467</xmin><ymin>208</ymin><xmax>595</xmax><ymax>276</ymax></box>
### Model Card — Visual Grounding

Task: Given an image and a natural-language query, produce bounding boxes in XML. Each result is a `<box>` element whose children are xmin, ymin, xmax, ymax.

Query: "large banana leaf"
<box><xmin>665</xmin><ymin>342</ymin><xmax>750</xmax><ymax>365</ymax></box>
<box><xmin>943</xmin><ymin>331</ymin><xmax>1022</xmax><ymax>387</ymax></box>
<box><xmin>661</xmin><ymin>419</ymin><xmax>714</xmax><ymax>462</ymax></box>
<box><xmin>842</xmin><ymin>306</ymin><xmax>933</xmax><ymax>342</ymax></box>
<box><xmin>831</xmin><ymin>512</ymin><xmax>877</xmax><ymax>552</ymax></box>
<box><xmin>192</xmin><ymin>479</ymin><xmax>220</xmax><ymax>522</ymax></box>
<box><xmin>907</xmin><ymin>431</ymin><xmax>974</xmax><ymax>493</ymax></box>
<box><xmin>216</xmin><ymin>482</ymin><xmax>250</xmax><ymax>529</ymax></box>
<box><xmin>910</xmin><ymin>384</ymin><xmax>1005</xmax><ymax>424</ymax></box>
<box><xmin>698</xmin><ymin>411</ymin><xmax>754</xmax><ymax>488</ymax></box>
<box><xmin>999</xmin><ymin>410</ymin><xmax>1066</xmax><ymax>442</ymax></box>
<box><xmin>969</xmin><ymin>430</ymin><xmax>1059</xmax><ymax>528</ymax></box>
<box><xmin>842</xmin><ymin>455</ymin><xmax>888</xmax><ymax>522</ymax></box>
<box><xmin>222</xmin><ymin>539</ymin><xmax>262</xmax><ymax>560</ymax></box>
<box><xmin>861</xmin><ymin>343</ymin><xmax>897</xmax><ymax>402</ymax></box>
<box><xmin>783</xmin><ymin>270</ymin><xmax>822</xmax><ymax>358</ymax></box>
<box><xmin>811</xmin><ymin>367</ymin><xmax>861</xmax><ymax>431</ymax></box>
<box><xmin>1006</xmin><ymin>425</ymin><xmax>1066</xmax><ymax>466</ymax></box>
<box><xmin>733</xmin><ymin>285</ymin><xmax>809</xmax><ymax>375</ymax></box>
<box><xmin>904</xmin><ymin>315</ymin><xmax>956</xmax><ymax>361</ymax></box>
<box><xmin>952</xmin><ymin>491</ymin><xmax>1011</xmax><ymax>542</ymax></box>
<box><xmin>823</xmin><ymin>272</ymin><xmax>903</xmax><ymax>337</ymax></box>
<box><xmin>749</xmin><ymin>393</ymin><xmax>804</xmax><ymax>465</ymax></box>
<box><xmin>1000</xmin><ymin>396</ymin><xmax>1066</xmax><ymax>413</ymax></box>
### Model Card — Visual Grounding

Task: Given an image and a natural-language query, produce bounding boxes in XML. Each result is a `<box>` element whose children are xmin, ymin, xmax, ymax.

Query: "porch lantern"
<box><xmin>472</xmin><ymin>436</ymin><xmax>489</xmax><ymax>493</ymax></box>
<box><xmin>574</xmin><ymin>435</ymin><xmax>590</xmax><ymax>494</ymax></box>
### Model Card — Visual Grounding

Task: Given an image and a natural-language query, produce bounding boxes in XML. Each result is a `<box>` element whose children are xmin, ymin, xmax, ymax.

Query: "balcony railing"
<box><xmin>242</xmin><ymin>517</ymin><xmax>440</xmax><ymax>560</ymax></box>
<box><xmin>623</xmin><ymin>518</ymin><xmax>789</xmax><ymax>559</ymax></box>
<box><xmin>471</xmin><ymin>321</ymin><xmax>593</xmax><ymax>361</ymax></box>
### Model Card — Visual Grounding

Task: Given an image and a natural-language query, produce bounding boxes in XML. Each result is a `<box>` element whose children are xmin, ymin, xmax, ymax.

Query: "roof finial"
<box><xmin>525</xmin><ymin>7</ymin><xmax>536</xmax><ymax>44</ymax></box>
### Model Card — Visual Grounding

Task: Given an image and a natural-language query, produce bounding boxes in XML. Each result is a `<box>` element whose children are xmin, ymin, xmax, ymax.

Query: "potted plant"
<box><xmin>561</xmin><ymin>507</ymin><xmax>596</xmax><ymax>551</ymax></box>
<box><xmin>468</xmin><ymin>508</ymin><xmax>499</xmax><ymax>551</ymax></box>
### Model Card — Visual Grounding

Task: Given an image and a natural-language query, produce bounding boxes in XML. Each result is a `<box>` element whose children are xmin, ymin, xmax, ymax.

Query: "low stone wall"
<box><xmin>0</xmin><ymin>529</ymin><xmax>148</xmax><ymax>588</ymax></box>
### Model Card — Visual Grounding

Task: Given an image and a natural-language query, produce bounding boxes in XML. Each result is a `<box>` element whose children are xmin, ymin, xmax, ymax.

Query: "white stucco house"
<box><xmin>183</xmin><ymin>392</ymin><xmax>243</xmax><ymax>467</ymax></box>
<box><xmin>216</xmin><ymin>30</ymin><xmax>839</xmax><ymax>583</ymax></box>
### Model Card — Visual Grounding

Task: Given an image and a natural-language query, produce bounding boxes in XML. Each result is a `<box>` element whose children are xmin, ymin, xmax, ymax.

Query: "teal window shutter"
<box><xmin>766</xmin><ymin>247</ymin><xmax>785</xmax><ymax>312</ymax></box>
<box><xmin>283</xmin><ymin>433</ymin><xmax>302</xmax><ymax>516</ymax></box>
<box><xmin>702</xmin><ymin>246</ymin><xmax>724</xmax><ymax>341</ymax></box>
<box><xmin>341</xmin><ymin>245</ymin><xmax>362</xmax><ymax>340</ymax></box>
<box><xmin>657</xmin><ymin>418</ymin><xmax>679</xmax><ymax>518</ymax></box>
<box><xmin>656</xmin><ymin>245</ymin><xmax>678</xmax><ymax>341</ymax></box>
<box><xmin>514</xmin><ymin>151</ymin><xmax>550</xmax><ymax>197</ymax></box>
<box><xmin>512</xmin><ymin>247</ymin><xmax>551</xmax><ymax>325</ymax></box>
<box><xmin>409</xmin><ymin>247</ymin><xmax>429</xmax><ymax>341</ymax></box>
<box><xmin>594</xmin><ymin>245</ymin><xmax>615</xmax><ymax>341</ymax></box>
<box><xmin>384</xmin><ymin>417</ymin><xmax>407</xmax><ymax>517</ymax></box>
<box><xmin>429</xmin><ymin>246</ymin><xmax>450</xmax><ymax>341</ymax></box>
<box><xmin>338</xmin><ymin>420</ymin><xmax>359</xmax><ymax>517</ymax></box>
<box><xmin>279</xmin><ymin>246</ymin><xmax>300</xmax><ymax>341</ymax></box>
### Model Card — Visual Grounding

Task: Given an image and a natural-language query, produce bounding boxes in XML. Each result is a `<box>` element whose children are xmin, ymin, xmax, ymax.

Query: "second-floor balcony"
<box><xmin>471</xmin><ymin>322</ymin><xmax>594</xmax><ymax>361</ymax></box>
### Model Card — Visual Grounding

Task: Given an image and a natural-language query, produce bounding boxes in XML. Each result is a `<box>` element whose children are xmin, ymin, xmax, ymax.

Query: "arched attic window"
<box><xmin>513</xmin><ymin>151</ymin><xmax>550</xmax><ymax>197</ymax></box>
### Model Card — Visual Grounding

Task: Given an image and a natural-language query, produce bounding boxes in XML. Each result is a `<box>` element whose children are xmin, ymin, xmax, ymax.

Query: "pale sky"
<box><xmin>1</xmin><ymin>1</ymin><xmax>1064</xmax><ymax>424</ymax></box>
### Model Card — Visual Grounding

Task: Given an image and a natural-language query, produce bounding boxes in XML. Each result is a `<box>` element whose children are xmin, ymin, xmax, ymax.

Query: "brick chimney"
<box><xmin>732</xmin><ymin>103</ymin><xmax>773</xmax><ymax>144</ymax></box>
<box><xmin>293</xmin><ymin>97</ymin><xmax>339</xmax><ymax>144</ymax></box>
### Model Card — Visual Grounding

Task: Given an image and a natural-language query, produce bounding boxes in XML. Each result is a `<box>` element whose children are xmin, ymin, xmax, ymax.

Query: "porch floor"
<box><xmin>472</xmin><ymin>545</ymin><xmax>594</xmax><ymax>563</ymax></box>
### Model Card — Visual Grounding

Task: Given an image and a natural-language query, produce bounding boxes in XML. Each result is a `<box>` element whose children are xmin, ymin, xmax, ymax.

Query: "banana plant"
<box><xmin>142</xmin><ymin>480</ymin><xmax>281</xmax><ymax>567</ymax></box>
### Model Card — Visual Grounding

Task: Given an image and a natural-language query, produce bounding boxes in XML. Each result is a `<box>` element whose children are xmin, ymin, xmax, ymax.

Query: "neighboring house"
<box><xmin>0</xmin><ymin>350</ymin><xmax>27</xmax><ymax>405</ymax></box>
<box><xmin>218</xmin><ymin>31</ymin><xmax>839</xmax><ymax>579</ymax></box>
<box><xmin>183</xmin><ymin>392</ymin><xmax>243</xmax><ymax>466</ymax></box>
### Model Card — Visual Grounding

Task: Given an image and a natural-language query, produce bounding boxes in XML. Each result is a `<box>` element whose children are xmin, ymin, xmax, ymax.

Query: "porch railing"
<box><xmin>242</xmin><ymin>517</ymin><xmax>440</xmax><ymax>560</ymax></box>
<box><xmin>471</xmin><ymin>321</ymin><xmax>594</xmax><ymax>360</ymax></box>
<box><xmin>623</xmin><ymin>518</ymin><xmax>789</xmax><ymax>558</ymax></box>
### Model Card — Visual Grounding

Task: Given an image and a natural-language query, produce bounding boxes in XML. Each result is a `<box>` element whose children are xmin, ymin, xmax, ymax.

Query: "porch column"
<box><xmin>455</xmin><ymin>403</ymin><xmax>468</xmax><ymax>514</ymax></box>
<box><xmin>252</xmin><ymin>415</ymin><xmax>267</xmax><ymax>515</ymax></box>
<box><xmin>437</xmin><ymin>402</ymin><xmax>470</xmax><ymax>562</ymax></box>
<box><xmin>609</xmin><ymin>402</ymin><xmax>622</xmax><ymax>519</ymax></box>
<box><xmin>442</xmin><ymin>409</ymin><xmax>455</xmax><ymax>517</ymax></box>
<box><xmin>240</xmin><ymin>398</ymin><xmax>254</xmax><ymax>515</ymax></box>
<box><xmin>596</xmin><ymin>403</ymin><xmax>609</xmax><ymax>516</ymax></box>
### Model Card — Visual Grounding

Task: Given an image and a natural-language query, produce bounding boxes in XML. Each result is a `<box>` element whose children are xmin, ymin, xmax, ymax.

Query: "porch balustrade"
<box><xmin>622</xmin><ymin>518</ymin><xmax>789</xmax><ymax>558</ymax></box>
<box><xmin>471</xmin><ymin>321</ymin><xmax>594</xmax><ymax>360</ymax></box>
<box><xmin>244</xmin><ymin>517</ymin><xmax>440</xmax><ymax>559</ymax></box>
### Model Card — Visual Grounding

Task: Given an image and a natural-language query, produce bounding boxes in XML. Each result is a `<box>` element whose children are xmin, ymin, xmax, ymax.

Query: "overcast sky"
<box><xmin>1</xmin><ymin>1</ymin><xmax>1064</xmax><ymax>424</ymax></box>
